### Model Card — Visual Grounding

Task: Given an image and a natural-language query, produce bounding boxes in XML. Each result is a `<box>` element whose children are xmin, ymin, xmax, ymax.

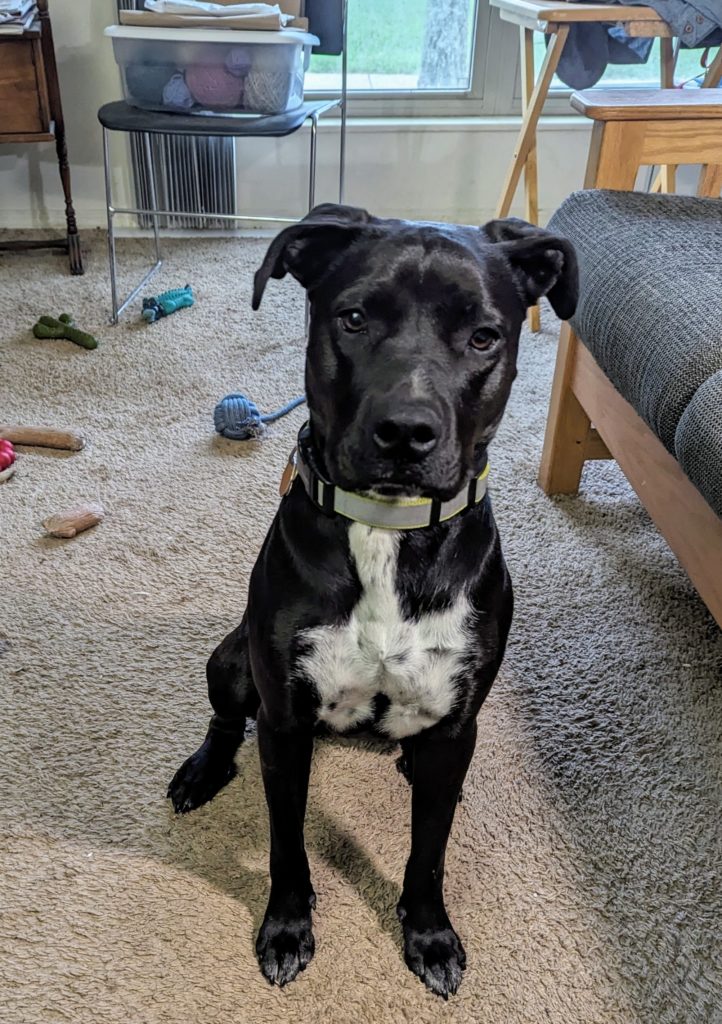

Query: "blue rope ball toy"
<box><xmin>214</xmin><ymin>393</ymin><xmax>306</xmax><ymax>440</ymax></box>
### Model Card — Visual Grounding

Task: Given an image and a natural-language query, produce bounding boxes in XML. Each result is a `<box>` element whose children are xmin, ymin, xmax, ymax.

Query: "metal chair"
<box><xmin>99</xmin><ymin>0</ymin><xmax>347</xmax><ymax>323</ymax></box>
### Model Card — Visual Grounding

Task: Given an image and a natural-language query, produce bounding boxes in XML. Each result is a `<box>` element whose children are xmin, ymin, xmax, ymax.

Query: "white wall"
<box><xmin>0</xmin><ymin>0</ymin><xmax>596</xmax><ymax>230</ymax></box>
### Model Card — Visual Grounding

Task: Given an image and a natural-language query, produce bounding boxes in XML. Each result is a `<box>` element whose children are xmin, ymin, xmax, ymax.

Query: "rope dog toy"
<box><xmin>214</xmin><ymin>393</ymin><xmax>306</xmax><ymax>440</ymax></box>
<box><xmin>142</xmin><ymin>284</ymin><xmax>194</xmax><ymax>323</ymax></box>
<box><xmin>32</xmin><ymin>314</ymin><xmax>98</xmax><ymax>350</ymax></box>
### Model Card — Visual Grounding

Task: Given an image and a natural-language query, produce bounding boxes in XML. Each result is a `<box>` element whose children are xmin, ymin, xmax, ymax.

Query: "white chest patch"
<box><xmin>297</xmin><ymin>524</ymin><xmax>472</xmax><ymax>739</ymax></box>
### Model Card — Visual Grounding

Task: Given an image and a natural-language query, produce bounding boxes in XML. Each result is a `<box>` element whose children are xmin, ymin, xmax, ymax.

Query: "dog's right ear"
<box><xmin>252</xmin><ymin>204</ymin><xmax>375</xmax><ymax>309</ymax></box>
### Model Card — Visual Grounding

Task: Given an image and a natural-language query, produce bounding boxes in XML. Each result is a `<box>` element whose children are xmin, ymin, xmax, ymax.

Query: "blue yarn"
<box><xmin>162</xmin><ymin>72</ymin><xmax>193</xmax><ymax>111</ymax></box>
<box><xmin>214</xmin><ymin>392</ymin><xmax>306</xmax><ymax>440</ymax></box>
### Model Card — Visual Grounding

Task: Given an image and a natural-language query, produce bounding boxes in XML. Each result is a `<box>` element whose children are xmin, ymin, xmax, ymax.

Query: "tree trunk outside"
<box><xmin>419</xmin><ymin>0</ymin><xmax>471</xmax><ymax>89</ymax></box>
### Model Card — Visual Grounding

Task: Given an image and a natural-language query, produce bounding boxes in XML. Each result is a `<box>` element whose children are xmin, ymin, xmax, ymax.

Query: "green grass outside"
<box><xmin>310</xmin><ymin>0</ymin><xmax>429</xmax><ymax>76</ymax></box>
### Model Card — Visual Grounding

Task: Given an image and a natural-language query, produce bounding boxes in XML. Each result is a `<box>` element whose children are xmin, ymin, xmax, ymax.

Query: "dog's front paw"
<box><xmin>256</xmin><ymin>910</ymin><xmax>315</xmax><ymax>987</ymax></box>
<box><xmin>167</xmin><ymin>742</ymin><xmax>236</xmax><ymax>814</ymax></box>
<box><xmin>400</xmin><ymin>918</ymin><xmax>466</xmax><ymax>999</ymax></box>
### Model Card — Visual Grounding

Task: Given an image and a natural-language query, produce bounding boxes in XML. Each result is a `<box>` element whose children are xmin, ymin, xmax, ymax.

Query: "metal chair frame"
<box><xmin>102</xmin><ymin>4</ymin><xmax>348</xmax><ymax>323</ymax></box>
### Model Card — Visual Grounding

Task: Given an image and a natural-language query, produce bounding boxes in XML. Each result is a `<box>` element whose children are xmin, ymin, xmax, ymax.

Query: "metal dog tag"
<box><xmin>279</xmin><ymin>448</ymin><xmax>298</xmax><ymax>497</ymax></box>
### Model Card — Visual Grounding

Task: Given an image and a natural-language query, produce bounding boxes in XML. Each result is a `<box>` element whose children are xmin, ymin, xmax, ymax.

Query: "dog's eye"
<box><xmin>469</xmin><ymin>327</ymin><xmax>500</xmax><ymax>352</ymax></box>
<box><xmin>340</xmin><ymin>309</ymin><xmax>367</xmax><ymax>333</ymax></box>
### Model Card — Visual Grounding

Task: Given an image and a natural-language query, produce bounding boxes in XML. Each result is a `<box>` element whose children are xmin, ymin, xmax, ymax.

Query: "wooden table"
<box><xmin>0</xmin><ymin>0</ymin><xmax>83</xmax><ymax>274</ymax></box>
<box><xmin>489</xmin><ymin>0</ymin><xmax>721</xmax><ymax>328</ymax></box>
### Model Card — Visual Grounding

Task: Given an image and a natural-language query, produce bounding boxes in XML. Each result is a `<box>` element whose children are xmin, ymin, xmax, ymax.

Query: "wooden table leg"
<box><xmin>38</xmin><ymin>0</ymin><xmax>83</xmax><ymax>275</ymax></box>
<box><xmin>584</xmin><ymin>121</ymin><xmax>646</xmax><ymax>191</ymax></box>
<box><xmin>651</xmin><ymin>43</ymin><xmax>721</xmax><ymax>196</ymax></box>
<box><xmin>697</xmin><ymin>163</ymin><xmax>722</xmax><ymax>197</ymax></box>
<box><xmin>495</xmin><ymin>24</ymin><xmax>569</xmax><ymax>219</ymax></box>
<box><xmin>520</xmin><ymin>26</ymin><xmax>541</xmax><ymax>332</ymax></box>
<box><xmin>656</xmin><ymin>37</ymin><xmax>677</xmax><ymax>193</ymax></box>
<box><xmin>697</xmin><ymin>47</ymin><xmax>722</xmax><ymax>198</ymax></box>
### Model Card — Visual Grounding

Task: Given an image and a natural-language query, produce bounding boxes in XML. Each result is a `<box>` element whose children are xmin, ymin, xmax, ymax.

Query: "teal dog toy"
<box><xmin>142</xmin><ymin>284</ymin><xmax>194</xmax><ymax>323</ymax></box>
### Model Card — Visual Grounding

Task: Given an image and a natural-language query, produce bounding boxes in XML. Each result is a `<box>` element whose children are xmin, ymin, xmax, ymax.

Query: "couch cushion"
<box><xmin>674</xmin><ymin>371</ymin><xmax>722</xmax><ymax>518</ymax></box>
<box><xmin>548</xmin><ymin>190</ymin><xmax>722</xmax><ymax>454</ymax></box>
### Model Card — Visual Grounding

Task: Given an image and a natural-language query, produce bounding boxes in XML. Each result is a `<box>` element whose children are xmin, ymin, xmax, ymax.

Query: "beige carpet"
<box><xmin>1</xmin><ymin>233</ymin><xmax>720</xmax><ymax>1024</ymax></box>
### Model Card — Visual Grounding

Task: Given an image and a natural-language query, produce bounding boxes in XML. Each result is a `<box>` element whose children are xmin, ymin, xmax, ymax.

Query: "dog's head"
<box><xmin>253</xmin><ymin>204</ymin><xmax>578</xmax><ymax>501</ymax></box>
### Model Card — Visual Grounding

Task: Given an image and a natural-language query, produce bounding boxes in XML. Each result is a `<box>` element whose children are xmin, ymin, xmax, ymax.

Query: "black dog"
<box><xmin>168</xmin><ymin>205</ymin><xmax>577</xmax><ymax>998</ymax></box>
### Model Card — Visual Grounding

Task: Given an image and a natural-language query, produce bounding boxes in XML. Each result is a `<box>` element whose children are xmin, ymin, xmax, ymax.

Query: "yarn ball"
<box><xmin>214</xmin><ymin>394</ymin><xmax>266</xmax><ymax>440</ymax></box>
<box><xmin>225</xmin><ymin>46</ymin><xmax>252</xmax><ymax>78</ymax></box>
<box><xmin>185</xmin><ymin>64</ymin><xmax>244</xmax><ymax>110</ymax></box>
<box><xmin>243</xmin><ymin>70</ymin><xmax>294</xmax><ymax>114</ymax></box>
<box><xmin>162</xmin><ymin>72</ymin><xmax>193</xmax><ymax>111</ymax></box>
<box><xmin>125</xmin><ymin>63</ymin><xmax>175</xmax><ymax>105</ymax></box>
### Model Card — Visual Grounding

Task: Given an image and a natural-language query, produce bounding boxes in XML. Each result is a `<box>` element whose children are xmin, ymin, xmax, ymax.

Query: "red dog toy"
<box><xmin>0</xmin><ymin>438</ymin><xmax>16</xmax><ymax>482</ymax></box>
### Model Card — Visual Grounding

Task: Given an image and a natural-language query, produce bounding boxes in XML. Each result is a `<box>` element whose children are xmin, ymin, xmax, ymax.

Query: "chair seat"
<box><xmin>548</xmin><ymin>190</ymin><xmax>722</xmax><ymax>458</ymax></box>
<box><xmin>98</xmin><ymin>98</ymin><xmax>338</xmax><ymax>138</ymax></box>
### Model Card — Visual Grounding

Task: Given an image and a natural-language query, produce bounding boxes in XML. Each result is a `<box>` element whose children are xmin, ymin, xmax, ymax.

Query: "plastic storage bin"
<box><xmin>105</xmin><ymin>25</ymin><xmax>319</xmax><ymax>116</ymax></box>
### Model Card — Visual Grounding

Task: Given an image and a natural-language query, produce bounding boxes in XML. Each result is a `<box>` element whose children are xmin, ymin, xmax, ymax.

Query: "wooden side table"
<box><xmin>0</xmin><ymin>0</ymin><xmax>83</xmax><ymax>275</ymax></box>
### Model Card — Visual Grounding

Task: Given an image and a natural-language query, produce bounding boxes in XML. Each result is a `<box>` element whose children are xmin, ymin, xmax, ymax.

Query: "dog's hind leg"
<box><xmin>167</xmin><ymin>613</ymin><xmax>259</xmax><ymax>814</ymax></box>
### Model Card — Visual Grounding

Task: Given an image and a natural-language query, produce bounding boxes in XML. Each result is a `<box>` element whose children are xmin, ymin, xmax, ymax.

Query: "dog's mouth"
<box><xmin>356</xmin><ymin>471</ymin><xmax>463</xmax><ymax>503</ymax></box>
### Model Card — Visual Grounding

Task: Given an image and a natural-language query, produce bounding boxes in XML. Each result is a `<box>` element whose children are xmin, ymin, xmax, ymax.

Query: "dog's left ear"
<box><xmin>252</xmin><ymin>204</ymin><xmax>376</xmax><ymax>309</ymax></box>
<box><xmin>481</xmin><ymin>217</ymin><xmax>579</xmax><ymax>320</ymax></box>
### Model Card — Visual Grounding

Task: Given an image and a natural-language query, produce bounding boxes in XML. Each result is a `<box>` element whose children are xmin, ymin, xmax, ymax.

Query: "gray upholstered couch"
<box><xmin>541</xmin><ymin>189</ymin><xmax>722</xmax><ymax>624</ymax></box>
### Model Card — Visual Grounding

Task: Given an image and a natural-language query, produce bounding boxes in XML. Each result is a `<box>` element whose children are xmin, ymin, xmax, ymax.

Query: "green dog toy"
<box><xmin>142</xmin><ymin>284</ymin><xmax>194</xmax><ymax>323</ymax></box>
<box><xmin>32</xmin><ymin>314</ymin><xmax>98</xmax><ymax>350</ymax></box>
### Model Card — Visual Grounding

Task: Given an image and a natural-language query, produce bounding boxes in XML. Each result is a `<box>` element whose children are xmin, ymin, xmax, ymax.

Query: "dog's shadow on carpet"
<box><xmin>156</xmin><ymin>729</ymin><xmax>405</xmax><ymax>961</ymax></box>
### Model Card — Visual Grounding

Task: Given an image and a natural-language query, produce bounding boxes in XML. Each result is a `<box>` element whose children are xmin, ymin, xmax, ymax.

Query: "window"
<box><xmin>307</xmin><ymin>0</ymin><xmax>491</xmax><ymax>116</ymax></box>
<box><xmin>306</xmin><ymin>2</ymin><xmax>717</xmax><ymax>117</ymax></box>
<box><xmin>307</xmin><ymin>0</ymin><xmax>478</xmax><ymax>94</ymax></box>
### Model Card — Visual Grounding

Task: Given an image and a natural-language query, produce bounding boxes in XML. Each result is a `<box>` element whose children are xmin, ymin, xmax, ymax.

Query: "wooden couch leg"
<box><xmin>538</xmin><ymin>322</ymin><xmax>591</xmax><ymax>495</ymax></box>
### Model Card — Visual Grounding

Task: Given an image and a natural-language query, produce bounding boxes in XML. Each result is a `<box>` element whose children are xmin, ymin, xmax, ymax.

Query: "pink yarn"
<box><xmin>185</xmin><ymin>64</ymin><xmax>243</xmax><ymax>109</ymax></box>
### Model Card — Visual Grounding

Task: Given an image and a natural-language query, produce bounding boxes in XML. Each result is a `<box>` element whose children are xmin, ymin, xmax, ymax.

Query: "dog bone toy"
<box><xmin>32</xmin><ymin>314</ymin><xmax>98</xmax><ymax>350</ymax></box>
<box><xmin>142</xmin><ymin>284</ymin><xmax>194</xmax><ymax>323</ymax></box>
<box><xmin>0</xmin><ymin>424</ymin><xmax>85</xmax><ymax>451</ymax></box>
<box><xmin>0</xmin><ymin>439</ymin><xmax>16</xmax><ymax>482</ymax></box>
<box><xmin>42</xmin><ymin>502</ymin><xmax>105</xmax><ymax>539</ymax></box>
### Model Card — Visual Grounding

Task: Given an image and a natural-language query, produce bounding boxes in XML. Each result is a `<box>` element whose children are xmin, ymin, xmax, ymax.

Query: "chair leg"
<box><xmin>538</xmin><ymin>322</ymin><xmax>592</xmax><ymax>495</ymax></box>
<box><xmin>103</xmin><ymin>127</ymin><xmax>119</xmax><ymax>325</ymax></box>
<box><xmin>305</xmin><ymin>114</ymin><xmax>319</xmax><ymax>337</ymax></box>
<box><xmin>143</xmin><ymin>131</ymin><xmax>161</xmax><ymax>265</ymax></box>
<box><xmin>339</xmin><ymin>0</ymin><xmax>348</xmax><ymax>205</ymax></box>
<box><xmin>308</xmin><ymin>112</ymin><xmax>318</xmax><ymax>212</ymax></box>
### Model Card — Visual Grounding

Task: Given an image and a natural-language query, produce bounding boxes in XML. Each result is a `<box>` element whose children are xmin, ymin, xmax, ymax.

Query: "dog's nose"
<box><xmin>372</xmin><ymin>409</ymin><xmax>440</xmax><ymax>459</ymax></box>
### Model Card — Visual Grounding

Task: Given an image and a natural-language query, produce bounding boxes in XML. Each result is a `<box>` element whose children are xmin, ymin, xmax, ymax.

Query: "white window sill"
<box><xmin>307</xmin><ymin>114</ymin><xmax>591</xmax><ymax>132</ymax></box>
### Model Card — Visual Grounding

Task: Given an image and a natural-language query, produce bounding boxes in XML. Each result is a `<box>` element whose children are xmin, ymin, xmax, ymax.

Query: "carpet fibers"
<box><xmin>1</xmin><ymin>234</ymin><xmax>720</xmax><ymax>1024</ymax></box>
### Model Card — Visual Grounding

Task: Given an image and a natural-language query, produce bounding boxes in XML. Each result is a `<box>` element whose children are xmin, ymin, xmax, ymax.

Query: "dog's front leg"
<box><xmin>398</xmin><ymin>718</ymin><xmax>477</xmax><ymax>999</ymax></box>
<box><xmin>255</xmin><ymin>707</ymin><xmax>315</xmax><ymax>987</ymax></box>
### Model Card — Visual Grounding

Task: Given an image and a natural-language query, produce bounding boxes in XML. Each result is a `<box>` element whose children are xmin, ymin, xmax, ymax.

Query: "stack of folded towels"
<box><xmin>139</xmin><ymin>1</ymin><xmax>296</xmax><ymax>30</ymax></box>
<box><xmin>0</xmin><ymin>0</ymin><xmax>37</xmax><ymax>34</ymax></box>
